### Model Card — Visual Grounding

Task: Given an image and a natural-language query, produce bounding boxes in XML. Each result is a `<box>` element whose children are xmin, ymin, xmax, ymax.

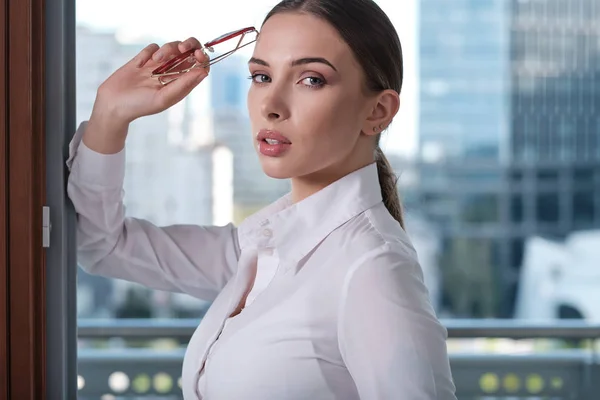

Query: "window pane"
<box><xmin>73</xmin><ymin>0</ymin><xmax>600</xmax><ymax>398</ymax></box>
<box><xmin>460</xmin><ymin>194</ymin><xmax>499</xmax><ymax>223</ymax></box>
<box><xmin>511</xmin><ymin>194</ymin><xmax>523</xmax><ymax>223</ymax></box>
<box><xmin>536</xmin><ymin>192</ymin><xmax>560</xmax><ymax>223</ymax></box>
<box><xmin>573</xmin><ymin>191</ymin><xmax>595</xmax><ymax>224</ymax></box>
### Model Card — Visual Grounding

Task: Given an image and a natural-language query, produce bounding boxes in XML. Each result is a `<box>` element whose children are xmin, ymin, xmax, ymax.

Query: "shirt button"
<box><xmin>262</xmin><ymin>228</ymin><xmax>273</xmax><ymax>237</ymax></box>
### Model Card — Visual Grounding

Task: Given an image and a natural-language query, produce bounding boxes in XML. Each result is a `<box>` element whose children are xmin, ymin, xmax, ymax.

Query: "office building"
<box><xmin>413</xmin><ymin>0</ymin><xmax>600</xmax><ymax>317</ymax></box>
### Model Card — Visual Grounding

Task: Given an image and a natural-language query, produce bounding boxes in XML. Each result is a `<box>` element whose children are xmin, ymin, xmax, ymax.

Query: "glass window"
<box><xmin>536</xmin><ymin>192</ymin><xmax>560</xmax><ymax>223</ymax></box>
<box><xmin>537</xmin><ymin>168</ymin><xmax>558</xmax><ymax>182</ymax></box>
<box><xmin>510</xmin><ymin>169</ymin><xmax>523</xmax><ymax>182</ymax></box>
<box><xmin>510</xmin><ymin>238</ymin><xmax>524</xmax><ymax>269</ymax></box>
<box><xmin>573</xmin><ymin>191</ymin><xmax>595</xmax><ymax>224</ymax></box>
<box><xmin>460</xmin><ymin>194</ymin><xmax>499</xmax><ymax>223</ymax></box>
<box><xmin>574</xmin><ymin>167</ymin><xmax>594</xmax><ymax>185</ymax></box>
<box><xmin>511</xmin><ymin>194</ymin><xmax>523</xmax><ymax>223</ymax></box>
<box><xmin>70</xmin><ymin>0</ymin><xmax>600</xmax><ymax>397</ymax></box>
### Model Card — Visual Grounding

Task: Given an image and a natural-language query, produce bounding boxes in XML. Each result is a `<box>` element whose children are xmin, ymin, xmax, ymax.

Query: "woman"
<box><xmin>67</xmin><ymin>0</ymin><xmax>457</xmax><ymax>398</ymax></box>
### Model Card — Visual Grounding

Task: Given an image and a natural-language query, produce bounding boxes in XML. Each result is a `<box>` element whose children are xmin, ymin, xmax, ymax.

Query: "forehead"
<box><xmin>253</xmin><ymin>12</ymin><xmax>353</xmax><ymax>65</ymax></box>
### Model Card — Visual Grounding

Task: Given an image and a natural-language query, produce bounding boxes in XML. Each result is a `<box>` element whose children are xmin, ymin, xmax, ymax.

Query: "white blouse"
<box><xmin>66</xmin><ymin>122</ymin><xmax>457</xmax><ymax>400</ymax></box>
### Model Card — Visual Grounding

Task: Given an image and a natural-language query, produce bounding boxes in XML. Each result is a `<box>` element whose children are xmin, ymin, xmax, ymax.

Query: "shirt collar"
<box><xmin>237</xmin><ymin>162</ymin><xmax>383</xmax><ymax>266</ymax></box>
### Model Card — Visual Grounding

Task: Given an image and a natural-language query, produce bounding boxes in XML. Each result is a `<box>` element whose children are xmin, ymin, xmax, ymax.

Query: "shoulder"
<box><xmin>342</xmin><ymin>241</ymin><xmax>429</xmax><ymax>306</ymax></box>
<box><xmin>337</xmin><ymin>205</ymin><xmax>432</xmax><ymax>310</ymax></box>
<box><xmin>330</xmin><ymin>202</ymin><xmax>419</xmax><ymax>267</ymax></box>
<box><xmin>311</xmin><ymin>202</ymin><xmax>427</xmax><ymax>304</ymax></box>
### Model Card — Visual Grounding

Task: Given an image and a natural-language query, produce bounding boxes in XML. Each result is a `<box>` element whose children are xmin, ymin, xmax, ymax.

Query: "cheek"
<box><xmin>293</xmin><ymin>114</ymin><xmax>360</xmax><ymax>165</ymax></box>
<box><xmin>294</xmin><ymin>91</ymin><xmax>363</xmax><ymax>143</ymax></box>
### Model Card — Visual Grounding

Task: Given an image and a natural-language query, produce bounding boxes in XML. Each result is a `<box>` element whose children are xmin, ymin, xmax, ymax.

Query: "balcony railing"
<box><xmin>76</xmin><ymin>319</ymin><xmax>600</xmax><ymax>399</ymax></box>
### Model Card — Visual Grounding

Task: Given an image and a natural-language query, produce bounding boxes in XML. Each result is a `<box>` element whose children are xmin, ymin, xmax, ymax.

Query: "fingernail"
<box><xmin>154</xmin><ymin>52</ymin><xmax>164</xmax><ymax>61</ymax></box>
<box><xmin>181</xmin><ymin>42</ymin><xmax>190</xmax><ymax>51</ymax></box>
<box><xmin>196</xmin><ymin>71</ymin><xmax>208</xmax><ymax>81</ymax></box>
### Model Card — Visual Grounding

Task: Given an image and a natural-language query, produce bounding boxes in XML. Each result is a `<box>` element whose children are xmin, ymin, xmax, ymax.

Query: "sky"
<box><xmin>76</xmin><ymin>0</ymin><xmax>418</xmax><ymax>157</ymax></box>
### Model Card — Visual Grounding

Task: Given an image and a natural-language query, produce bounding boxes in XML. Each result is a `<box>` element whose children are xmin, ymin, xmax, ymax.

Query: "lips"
<box><xmin>257</xmin><ymin>129</ymin><xmax>292</xmax><ymax>157</ymax></box>
<box><xmin>257</xmin><ymin>129</ymin><xmax>292</xmax><ymax>144</ymax></box>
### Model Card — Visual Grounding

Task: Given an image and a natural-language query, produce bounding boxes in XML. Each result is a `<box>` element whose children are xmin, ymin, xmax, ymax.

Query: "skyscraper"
<box><xmin>418</xmin><ymin>0</ymin><xmax>510</xmax><ymax>163</ymax></box>
<box><xmin>507</xmin><ymin>0</ymin><xmax>600</xmax><ymax>281</ymax></box>
<box><xmin>511</xmin><ymin>0</ymin><xmax>600</xmax><ymax>163</ymax></box>
<box><xmin>414</xmin><ymin>0</ymin><xmax>600</xmax><ymax>318</ymax></box>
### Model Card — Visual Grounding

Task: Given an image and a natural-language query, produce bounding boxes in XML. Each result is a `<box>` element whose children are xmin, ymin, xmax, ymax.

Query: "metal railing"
<box><xmin>76</xmin><ymin>319</ymin><xmax>600</xmax><ymax>399</ymax></box>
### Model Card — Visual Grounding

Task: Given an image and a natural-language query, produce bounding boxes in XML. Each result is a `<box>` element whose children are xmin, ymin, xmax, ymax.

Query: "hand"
<box><xmin>92</xmin><ymin>37</ymin><xmax>210</xmax><ymax>125</ymax></box>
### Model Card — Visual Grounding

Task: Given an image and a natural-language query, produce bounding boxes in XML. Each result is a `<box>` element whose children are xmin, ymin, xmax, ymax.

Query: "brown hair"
<box><xmin>263</xmin><ymin>0</ymin><xmax>405</xmax><ymax>229</ymax></box>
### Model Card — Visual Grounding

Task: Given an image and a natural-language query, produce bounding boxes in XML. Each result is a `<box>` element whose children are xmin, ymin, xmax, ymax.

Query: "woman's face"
<box><xmin>247</xmin><ymin>12</ymin><xmax>379</xmax><ymax>181</ymax></box>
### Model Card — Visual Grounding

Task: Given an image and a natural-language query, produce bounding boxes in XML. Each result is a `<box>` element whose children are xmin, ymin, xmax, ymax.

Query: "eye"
<box><xmin>301</xmin><ymin>76</ymin><xmax>325</xmax><ymax>88</ymax></box>
<box><xmin>249</xmin><ymin>73</ymin><xmax>271</xmax><ymax>84</ymax></box>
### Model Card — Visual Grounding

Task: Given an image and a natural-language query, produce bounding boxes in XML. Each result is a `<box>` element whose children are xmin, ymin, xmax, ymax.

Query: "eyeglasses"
<box><xmin>151</xmin><ymin>27</ymin><xmax>258</xmax><ymax>85</ymax></box>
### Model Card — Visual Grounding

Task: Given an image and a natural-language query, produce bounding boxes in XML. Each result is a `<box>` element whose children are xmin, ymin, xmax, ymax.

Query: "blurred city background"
<box><xmin>74</xmin><ymin>0</ymin><xmax>600</xmax><ymax>398</ymax></box>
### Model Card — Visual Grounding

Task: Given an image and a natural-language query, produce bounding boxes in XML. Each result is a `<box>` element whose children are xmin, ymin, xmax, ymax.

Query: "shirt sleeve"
<box><xmin>66</xmin><ymin>121</ymin><xmax>240</xmax><ymax>302</ymax></box>
<box><xmin>338</xmin><ymin>243</ymin><xmax>457</xmax><ymax>399</ymax></box>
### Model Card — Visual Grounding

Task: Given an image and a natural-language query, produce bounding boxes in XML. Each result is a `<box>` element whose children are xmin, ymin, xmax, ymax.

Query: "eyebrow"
<box><xmin>248</xmin><ymin>57</ymin><xmax>338</xmax><ymax>72</ymax></box>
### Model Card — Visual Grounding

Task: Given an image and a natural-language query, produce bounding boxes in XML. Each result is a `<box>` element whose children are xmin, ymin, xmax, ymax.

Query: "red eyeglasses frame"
<box><xmin>151</xmin><ymin>26</ymin><xmax>258</xmax><ymax>85</ymax></box>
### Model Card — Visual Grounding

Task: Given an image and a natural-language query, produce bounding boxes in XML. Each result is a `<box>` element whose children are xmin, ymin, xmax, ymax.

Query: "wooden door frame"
<box><xmin>1</xmin><ymin>0</ymin><xmax>47</xmax><ymax>398</ymax></box>
<box><xmin>0</xmin><ymin>0</ymin><xmax>8</xmax><ymax>396</ymax></box>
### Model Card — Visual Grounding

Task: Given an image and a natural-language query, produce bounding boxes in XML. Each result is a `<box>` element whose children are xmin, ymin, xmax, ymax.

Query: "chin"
<box><xmin>258</xmin><ymin>157</ymin><xmax>295</xmax><ymax>180</ymax></box>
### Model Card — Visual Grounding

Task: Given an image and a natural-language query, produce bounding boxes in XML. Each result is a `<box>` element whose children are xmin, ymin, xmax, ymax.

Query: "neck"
<box><xmin>290</xmin><ymin>159</ymin><xmax>374</xmax><ymax>204</ymax></box>
<box><xmin>290</xmin><ymin>137</ymin><xmax>378</xmax><ymax>203</ymax></box>
<box><xmin>290</xmin><ymin>170</ymin><xmax>339</xmax><ymax>204</ymax></box>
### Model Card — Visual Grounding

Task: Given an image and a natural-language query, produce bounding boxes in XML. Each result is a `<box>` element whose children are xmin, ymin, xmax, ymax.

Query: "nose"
<box><xmin>260</xmin><ymin>88</ymin><xmax>290</xmax><ymax>122</ymax></box>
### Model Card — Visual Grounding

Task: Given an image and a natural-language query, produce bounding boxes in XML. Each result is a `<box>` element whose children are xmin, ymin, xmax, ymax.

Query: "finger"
<box><xmin>194</xmin><ymin>49</ymin><xmax>211</xmax><ymax>74</ymax></box>
<box><xmin>158</xmin><ymin>68</ymin><xmax>208</xmax><ymax>107</ymax></box>
<box><xmin>178</xmin><ymin>37</ymin><xmax>202</xmax><ymax>53</ymax></box>
<box><xmin>152</xmin><ymin>41</ymin><xmax>182</xmax><ymax>63</ymax></box>
<box><xmin>132</xmin><ymin>43</ymin><xmax>160</xmax><ymax>68</ymax></box>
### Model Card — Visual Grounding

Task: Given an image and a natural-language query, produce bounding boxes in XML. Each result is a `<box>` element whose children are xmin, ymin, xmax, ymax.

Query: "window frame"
<box><xmin>1</xmin><ymin>0</ymin><xmax>598</xmax><ymax>398</ymax></box>
<box><xmin>0</xmin><ymin>0</ymin><xmax>7</xmax><ymax>396</ymax></box>
<box><xmin>1</xmin><ymin>0</ymin><xmax>47</xmax><ymax>397</ymax></box>
<box><xmin>0</xmin><ymin>0</ymin><xmax>77</xmax><ymax>398</ymax></box>
<box><xmin>45</xmin><ymin>0</ymin><xmax>79</xmax><ymax>399</ymax></box>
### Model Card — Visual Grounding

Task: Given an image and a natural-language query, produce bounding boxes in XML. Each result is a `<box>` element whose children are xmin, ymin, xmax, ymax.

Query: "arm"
<box><xmin>67</xmin><ymin>121</ymin><xmax>240</xmax><ymax>302</ymax></box>
<box><xmin>338</xmin><ymin>244</ymin><xmax>456</xmax><ymax>399</ymax></box>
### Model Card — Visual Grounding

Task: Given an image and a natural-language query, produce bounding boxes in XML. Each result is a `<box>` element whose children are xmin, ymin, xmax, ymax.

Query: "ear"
<box><xmin>361</xmin><ymin>89</ymin><xmax>400</xmax><ymax>137</ymax></box>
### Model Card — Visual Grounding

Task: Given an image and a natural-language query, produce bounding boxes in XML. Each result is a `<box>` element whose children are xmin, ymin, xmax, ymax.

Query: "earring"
<box><xmin>373</xmin><ymin>126</ymin><xmax>378</xmax><ymax>132</ymax></box>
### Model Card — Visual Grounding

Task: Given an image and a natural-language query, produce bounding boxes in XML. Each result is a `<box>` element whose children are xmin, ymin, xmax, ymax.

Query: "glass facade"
<box><xmin>419</xmin><ymin>0</ymin><xmax>510</xmax><ymax>162</ymax></box>
<box><xmin>414</xmin><ymin>0</ymin><xmax>600</xmax><ymax>318</ymax></box>
<box><xmin>511</xmin><ymin>0</ymin><xmax>600</xmax><ymax>163</ymax></box>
